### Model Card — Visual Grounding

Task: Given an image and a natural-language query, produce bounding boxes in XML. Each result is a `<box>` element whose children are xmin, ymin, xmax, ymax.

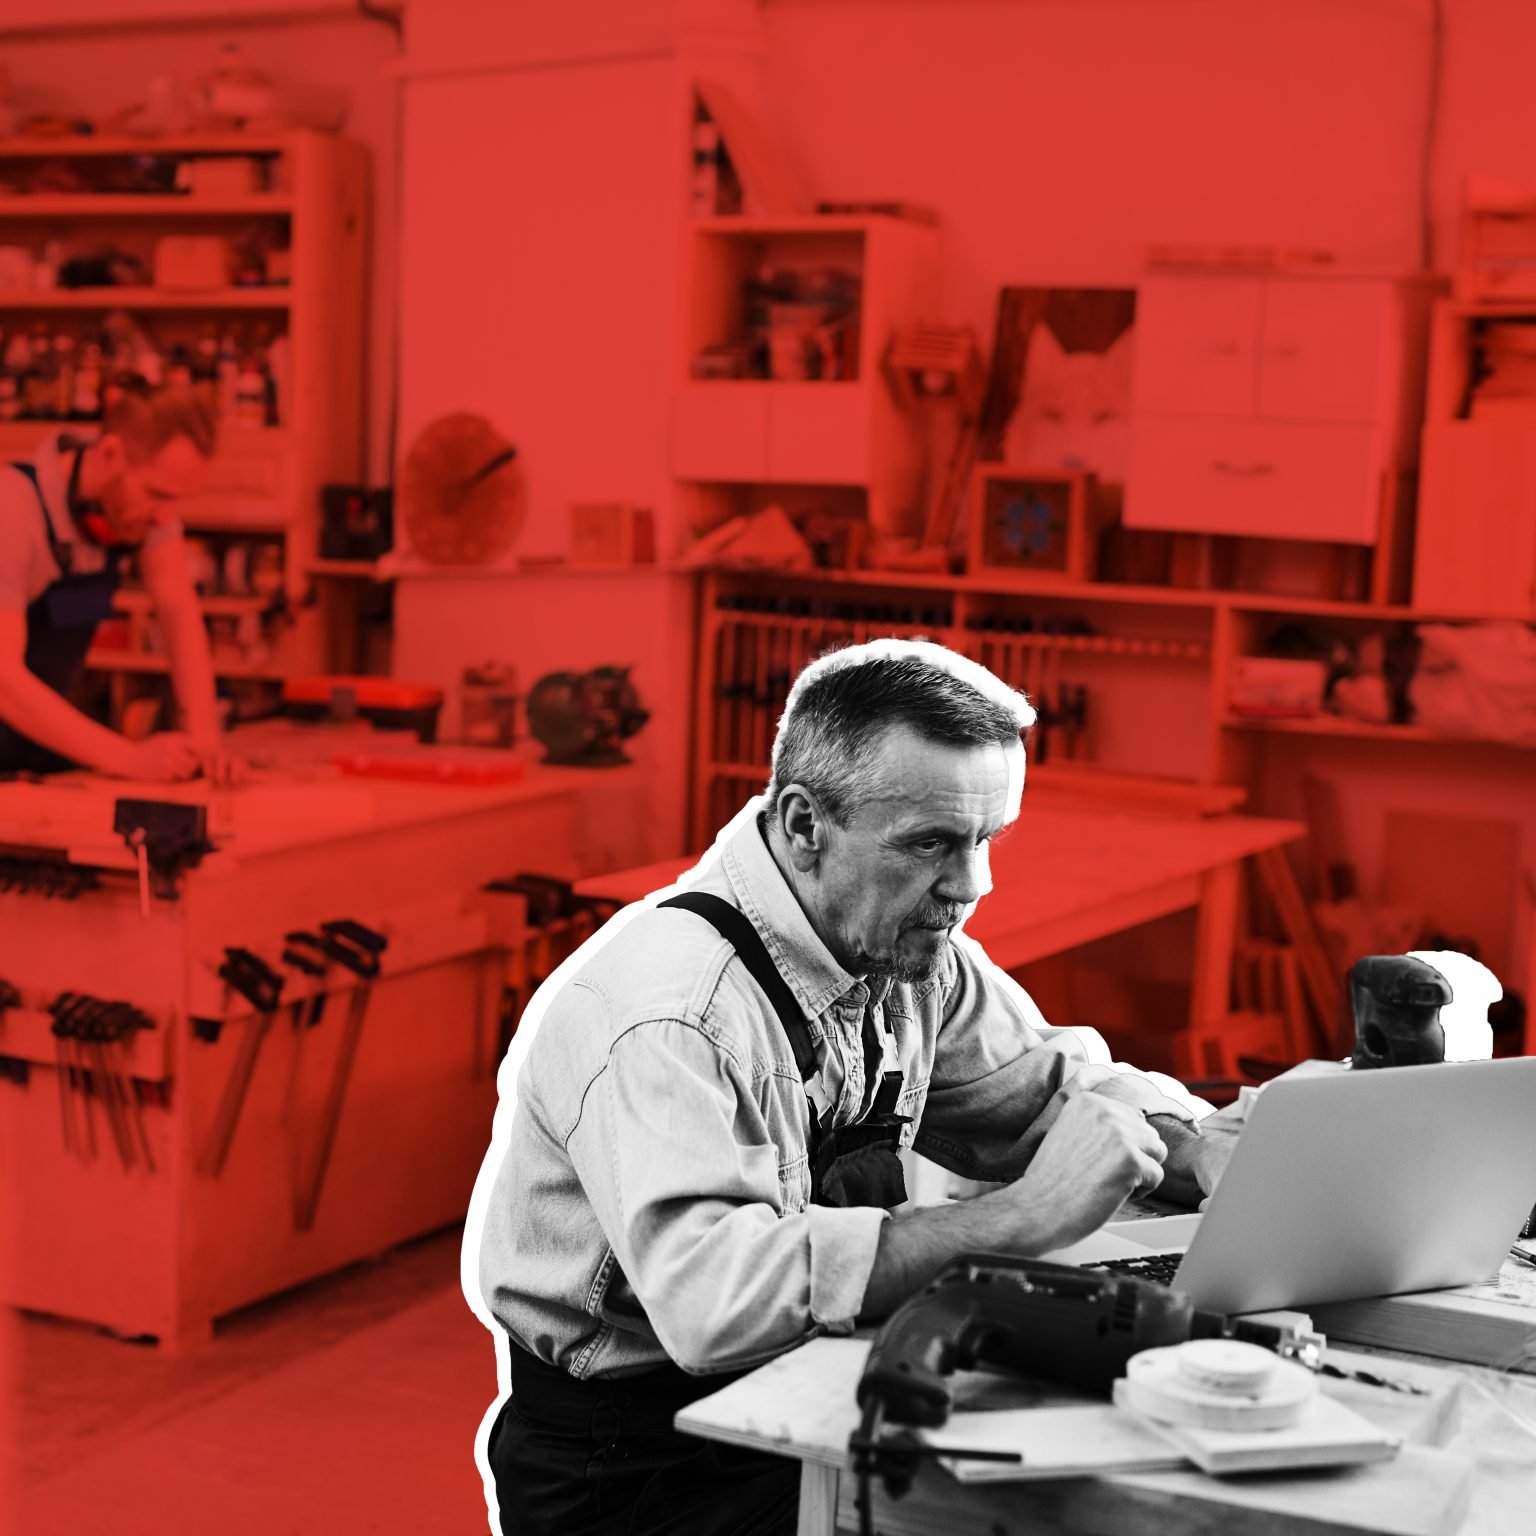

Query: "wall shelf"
<box><xmin>0</xmin><ymin>195</ymin><xmax>292</xmax><ymax>218</ymax></box>
<box><xmin>0</xmin><ymin>287</ymin><xmax>290</xmax><ymax>310</ymax></box>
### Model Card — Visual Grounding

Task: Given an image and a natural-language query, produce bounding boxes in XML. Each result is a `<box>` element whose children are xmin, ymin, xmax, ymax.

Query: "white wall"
<box><xmin>1</xmin><ymin>10</ymin><xmax>402</xmax><ymax>485</ymax></box>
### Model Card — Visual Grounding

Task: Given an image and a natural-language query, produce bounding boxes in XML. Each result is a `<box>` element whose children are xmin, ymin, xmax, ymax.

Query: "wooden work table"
<box><xmin>0</xmin><ymin>731</ymin><xmax>648</xmax><ymax>1346</ymax></box>
<box><xmin>676</xmin><ymin>1325</ymin><xmax>1536</xmax><ymax>1536</ymax></box>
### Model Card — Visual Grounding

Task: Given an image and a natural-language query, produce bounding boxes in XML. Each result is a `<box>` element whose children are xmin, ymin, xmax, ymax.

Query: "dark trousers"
<box><xmin>488</xmin><ymin>1341</ymin><xmax>800</xmax><ymax>1536</ymax></box>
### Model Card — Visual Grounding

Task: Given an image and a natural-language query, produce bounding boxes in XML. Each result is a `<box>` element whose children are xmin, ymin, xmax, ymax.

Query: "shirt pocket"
<box><xmin>778</xmin><ymin>1152</ymin><xmax>811</xmax><ymax>1213</ymax></box>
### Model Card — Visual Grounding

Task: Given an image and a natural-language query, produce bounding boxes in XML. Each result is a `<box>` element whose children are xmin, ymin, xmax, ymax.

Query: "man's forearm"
<box><xmin>0</xmin><ymin>666</ymin><xmax>130</xmax><ymax>773</ymax></box>
<box><xmin>859</xmin><ymin>1187</ymin><xmax>1057</xmax><ymax>1322</ymax></box>
<box><xmin>160</xmin><ymin>607</ymin><xmax>220</xmax><ymax>738</ymax></box>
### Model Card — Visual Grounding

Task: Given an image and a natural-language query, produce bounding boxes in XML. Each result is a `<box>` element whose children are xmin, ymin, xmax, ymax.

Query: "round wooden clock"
<box><xmin>398</xmin><ymin>413</ymin><xmax>525</xmax><ymax>565</ymax></box>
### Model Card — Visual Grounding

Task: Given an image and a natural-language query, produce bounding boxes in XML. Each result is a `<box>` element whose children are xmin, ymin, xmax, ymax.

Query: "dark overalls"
<box><xmin>0</xmin><ymin>460</ymin><xmax>125</xmax><ymax>775</ymax></box>
<box><xmin>488</xmin><ymin>892</ymin><xmax>911</xmax><ymax>1536</ymax></box>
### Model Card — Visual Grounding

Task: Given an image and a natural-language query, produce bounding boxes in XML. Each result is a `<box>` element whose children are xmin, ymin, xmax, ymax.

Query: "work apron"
<box><xmin>487</xmin><ymin>892</ymin><xmax>910</xmax><ymax>1536</ymax></box>
<box><xmin>0</xmin><ymin>461</ymin><xmax>124</xmax><ymax>775</ymax></box>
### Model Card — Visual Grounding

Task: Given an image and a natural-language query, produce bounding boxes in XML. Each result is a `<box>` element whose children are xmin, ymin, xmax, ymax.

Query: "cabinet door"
<box><xmin>1415</xmin><ymin>422</ymin><xmax>1536</xmax><ymax>614</ymax></box>
<box><xmin>672</xmin><ymin>384</ymin><xmax>769</xmax><ymax>481</ymax></box>
<box><xmin>766</xmin><ymin>383</ymin><xmax>871</xmax><ymax>484</ymax></box>
<box><xmin>1131</xmin><ymin>274</ymin><xmax>1263</xmax><ymax>417</ymax></box>
<box><xmin>1258</xmin><ymin>279</ymin><xmax>1395</xmax><ymax>423</ymax></box>
<box><xmin>1125</xmin><ymin>414</ymin><xmax>1384</xmax><ymax>542</ymax></box>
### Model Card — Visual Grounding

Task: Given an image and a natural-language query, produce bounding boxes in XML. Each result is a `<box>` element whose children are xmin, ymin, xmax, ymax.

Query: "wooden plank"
<box><xmin>1255</xmin><ymin>847</ymin><xmax>1346</xmax><ymax>1055</ymax></box>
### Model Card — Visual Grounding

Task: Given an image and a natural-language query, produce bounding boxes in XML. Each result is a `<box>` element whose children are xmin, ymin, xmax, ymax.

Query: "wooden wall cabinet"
<box><xmin>672</xmin><ymin>215</ymin><xmax>938</xmax><ymax>539</ymax></box>
<box><xmin>1414</xmin><ymin>300</ymin><xmax>1536</xmax><ymax>616</ymax></box>
<box><xmin>1126</xmin><ymin>269</ymin><xmax>1439</xmax><ymax>559</ymax></box>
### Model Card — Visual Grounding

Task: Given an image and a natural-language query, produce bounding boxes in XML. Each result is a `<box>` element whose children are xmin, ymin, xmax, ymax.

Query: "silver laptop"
<box><xmin>1045</xmin><ymin>1058</ymin><xmax>1536</xmax><ymax>1315</ymax></box>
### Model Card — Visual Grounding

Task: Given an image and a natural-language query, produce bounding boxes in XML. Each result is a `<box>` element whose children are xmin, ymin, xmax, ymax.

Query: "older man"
<box><xmin>470</xmin><ymin>639</ymin><xmax>1226</xmax><ymax>1536</ymax></box>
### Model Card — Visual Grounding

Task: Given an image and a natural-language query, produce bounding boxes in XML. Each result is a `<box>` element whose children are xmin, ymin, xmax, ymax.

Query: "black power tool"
<box><xmin>1348</xmin><ymin>954</ymin><xmax>1454</xmax><ymax>1069</ymax></box>
<box><xmin>849</xmin><ymin>1254</ymin><xmax>1327</xmax><ymax>1532</ymax></box>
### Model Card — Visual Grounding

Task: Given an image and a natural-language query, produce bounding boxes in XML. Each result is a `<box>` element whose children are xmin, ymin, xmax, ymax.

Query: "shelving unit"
<box><xmin>0</xmin><ymin>129</ymin><xmax>369</xmax><ymax>717</ymax></box>
<box><xmin>687</xmin><ymin>566</ymin><xmax>1536</xmax><ymax>850</ymax></box>
<box><xmin>673</xmin><ymin>213</ymin><xmax>938</xmax><ymax>543</ymax></box>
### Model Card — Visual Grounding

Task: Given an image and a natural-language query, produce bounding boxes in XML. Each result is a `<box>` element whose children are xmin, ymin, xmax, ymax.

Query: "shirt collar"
<box><xmin>721</xmin><ymin>799</ymin><xmax>869</xmax><ymax>1022</ymax></box>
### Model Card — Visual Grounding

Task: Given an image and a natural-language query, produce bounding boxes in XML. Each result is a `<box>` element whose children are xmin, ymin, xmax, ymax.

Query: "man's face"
<box><xmin>807</xmin><ymin>724</ymin><xmax>1023</xmax><ymax>984</ymax></box>
<box><xmin>97</xmin><ymin>434</ymin><xmax>206</xmax><ymax>543</ymax></box>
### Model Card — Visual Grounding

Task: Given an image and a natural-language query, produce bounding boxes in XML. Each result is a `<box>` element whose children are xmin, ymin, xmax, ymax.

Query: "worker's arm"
<box><xmin>912</xmin><ymin>934</ymin><xmax>1204</xmax><ymax>1186</ymax></box>
<box><xmin>860</xmin><ymin>1092</ymin><xmax>1168</xmax><ymax>1320</ymax></box>
<box><xmin>137</xmin><ymin>533</ymin><xmax>241</xmax><ymax>785</ymax></box>
<box><xmin>0</xmin><ymin>608</ymin><xmax>197</xmax><ymax>780</ymax></box>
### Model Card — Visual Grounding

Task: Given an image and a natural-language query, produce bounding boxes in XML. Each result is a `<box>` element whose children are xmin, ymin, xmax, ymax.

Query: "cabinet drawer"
<box><xmin>672</xmin><ymin>383</ymin><xmax>769</xmax><ymax>481</ymax></box>
<box><xmin>766</xmin><ymin>384</ymin><xmax>870</xmax><ymax>484</ymax></box>
<box><xmin>1258</xmin><ymin>279</ymin><xmax>1395</xmax><ymax>423</ymax></box>
<box><xmin>1132</xmin><ymin>274</ymin><xmax>1263</xmax><ymax>417</ymax></box>
<box><xmin>1125</xmin><ymin>415</ymin><xmax>1384</xmax><ymax>543</ymax></box>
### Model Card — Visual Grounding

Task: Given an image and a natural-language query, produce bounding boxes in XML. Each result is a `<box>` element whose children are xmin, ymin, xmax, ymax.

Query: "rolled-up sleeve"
<box><xmin>914</xmin><ymin>935</ymin><xmax>1198</xmax><ymax>1182</ymax></box>
<box><xmin>565</xmin><ymin>1017</ymin><xmax>887</xmax><ymax>1375</ymax></box>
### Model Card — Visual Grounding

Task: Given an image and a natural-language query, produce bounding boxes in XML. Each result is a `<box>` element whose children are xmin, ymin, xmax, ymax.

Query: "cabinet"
<box><xmin>0</xmin><ymin>130</ymin><xmax>369</xmax><ymax>706</ymax></box>
<box><xmin>1126</xmin><ymin>269</ymin><xmax>1438</xmax><ymax>559</ymax></box>
<box><xmin>672</xmin><ymin>215</ymin><xmax>938</xmax><ymax>539</ymax></box>
<box><xmin>1413</xmin><ymin>300</ymin><xmax>1536</xmax><ymax>616</ymax></box>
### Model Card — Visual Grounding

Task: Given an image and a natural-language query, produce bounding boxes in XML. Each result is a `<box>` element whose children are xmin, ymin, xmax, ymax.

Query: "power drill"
<box><xmin>849</xmin><ymin>1254</ymin><xmax>1325</xmax><ymax>1528</ymax></box>
<box><xmin>1348</xmin><ymin>954</ymin><xmax>1454</xmax><ymax>1069</ymax></box>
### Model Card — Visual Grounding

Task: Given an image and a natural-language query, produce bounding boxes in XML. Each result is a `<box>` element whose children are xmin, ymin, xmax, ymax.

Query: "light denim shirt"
<box><xmin>475</xmin><ymin>805</ymin><xmax>1196</xmax><ymax>1380</ymax></box>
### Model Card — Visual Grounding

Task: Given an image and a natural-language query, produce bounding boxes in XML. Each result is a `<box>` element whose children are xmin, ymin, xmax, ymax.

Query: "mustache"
<box><xmin>908</xmin><ymin>906</ymin><xmax>965</xmax><ymax>929</ymax></box>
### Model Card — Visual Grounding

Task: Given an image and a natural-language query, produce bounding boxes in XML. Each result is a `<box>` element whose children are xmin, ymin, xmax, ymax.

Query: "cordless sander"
<box><xmin>1348</xmin><ymin>953</ymin><xmax>1455</xmax><ymax>1069</ymax></box>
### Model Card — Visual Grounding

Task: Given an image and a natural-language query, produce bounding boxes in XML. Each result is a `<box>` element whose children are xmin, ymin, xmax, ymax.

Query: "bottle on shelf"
<box><xmin>217</xmin><ymin>327</ymin><xmax>241</xmax><ymax>421</ymax></box>
<box><xmin>192</xmin><ymin>323</ymin><xmax>220</xmax><ymax>415</ymax></box>
<box><xmin>265</xmin><ymin>330</ymin><xmax>289</xmax><ymax>427</ymax></box>
<box><xmin>0</xmin><ymin>327</ymin><xmax>16</xmax><ymax>424</ymax></box>
<box><xmin>166</xmin><ymin>342</ymin><xmax>193</xmax><ymax>392</ymax></box>
<box><xmin>233</xmin><ymin>336</ymin><xmax>268</xmax><ymax>430</ymax></box>
<box><xmin>52</xmin><ymin>332</ymin><xmax>76</xmax><ymax>421</ymax></box>
<box><xmin>72</xmin><ymin>333</ymin><xmax>104</xmax><ymax>421</ymax></box>
<box><xmin>25</xmin><ymin>322</ymin><xmax>56</xmax><ymax>420</ymax></box>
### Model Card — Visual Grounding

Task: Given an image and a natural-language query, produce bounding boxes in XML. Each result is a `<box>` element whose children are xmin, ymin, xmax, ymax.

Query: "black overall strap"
<box><xmin>9</xmin><ymin>460</ymin><xmax>74</xmax><ymax>571</ymax></box>
<box><xmin>657</xmin><ymin>892</ymin><xmax>818</xmax><ymax>1081</ymax></box>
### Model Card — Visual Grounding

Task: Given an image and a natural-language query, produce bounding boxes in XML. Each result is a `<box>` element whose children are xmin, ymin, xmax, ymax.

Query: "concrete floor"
<box><xmin>8</xmin><ymin>1224</ymin><xmax>500</xmax><ymax>1534</ymax></box>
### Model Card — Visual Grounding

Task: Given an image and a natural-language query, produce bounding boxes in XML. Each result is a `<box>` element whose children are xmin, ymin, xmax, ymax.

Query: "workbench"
<box><xmin>676</xmin><ymin>1325</ymin><xmax>1536</xmax><ymax>1536</ymax></box>
<box><xmin>0</xmin><ymin>732</ymin><xmax>647</xmax><ymax>1347</ymax></box>
<box><xmin>584</xmin><ymin>795</ymin><xmax>1308</xmax><ymax>1081</ymax></box>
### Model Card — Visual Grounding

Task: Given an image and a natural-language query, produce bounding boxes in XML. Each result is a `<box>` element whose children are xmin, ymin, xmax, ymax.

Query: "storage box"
<box><xmin>570</xmin><ymin>503</ymin><xmax>656</xmax><ymax>566</ymax></box>
<box><xmin>1227</xmin><ymin>657</ymin><xmax>1329</xmax><ymax>718</ymax></box>
<box><xmin>321</xmin><ymin>484</ymin><xmax>394</xmax><ymax>560</ymax></box>
<box><xmin>281</xmin><ymin>676</ymin><xmax>443</xmax><ymax>741</ymax></box>
<box><xmin>152</xmin><ymin>235</ymin><xmax>231</xmax><ymax>290</ymax></box>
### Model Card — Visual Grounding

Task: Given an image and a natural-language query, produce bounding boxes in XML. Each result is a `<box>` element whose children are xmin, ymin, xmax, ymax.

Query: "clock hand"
<box><xmin>453</xmin><ymin>446</ymin><xmax>518</xmax><ymax>494</ymax></box>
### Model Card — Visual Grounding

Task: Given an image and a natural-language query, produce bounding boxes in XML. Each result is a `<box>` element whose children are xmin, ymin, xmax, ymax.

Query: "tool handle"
<box><xmin>320</xmin><ymin>918</ymin><xmax>388</xmax><ymax>956</ymax></box>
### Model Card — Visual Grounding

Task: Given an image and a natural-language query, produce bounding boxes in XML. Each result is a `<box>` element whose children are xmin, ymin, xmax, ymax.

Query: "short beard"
<box><xmin>864</xmin><ymin>945</ymin><xmax>949</xmax><ymax>986</ymax></box>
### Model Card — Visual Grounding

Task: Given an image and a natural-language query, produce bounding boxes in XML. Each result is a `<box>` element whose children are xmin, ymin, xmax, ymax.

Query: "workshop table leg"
<box><xmin>1183</xmin><ymin>860</ymin><xmax>1239</xmax><ymax>1077</ymax></box>
<box><xmin>796</xmin><ymin>1465</ymin><xmax>838</xmax><ymax>1536</ymax></box>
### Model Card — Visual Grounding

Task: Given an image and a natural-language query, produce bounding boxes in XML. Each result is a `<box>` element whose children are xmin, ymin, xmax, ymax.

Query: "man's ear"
<box><xmin>777</xmin><ymin>784</ymin><xmax>828</xmax><ymax>873</ymax></box>
<box><xmin>91</xmin><ymin>434</ymin><xmax>128</xmax><ymax>481</ymax></box>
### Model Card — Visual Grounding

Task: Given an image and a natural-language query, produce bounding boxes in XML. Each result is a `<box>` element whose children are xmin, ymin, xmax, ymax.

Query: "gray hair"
<box><xmin>763</xmin><ymin>638</ymin><xmax>1036</xmax><ymax>827</ymax></box>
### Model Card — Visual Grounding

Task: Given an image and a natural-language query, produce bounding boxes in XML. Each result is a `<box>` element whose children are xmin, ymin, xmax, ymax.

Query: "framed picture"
<box><xmin>969</xmin><ymin>466</ymin><xmax>1097</xmax><ymax>582</ymax></box>
<box><xmin>977</xmin><ymin>287</ymin><xmax>1137</xmax><ymax>485</ymax></box>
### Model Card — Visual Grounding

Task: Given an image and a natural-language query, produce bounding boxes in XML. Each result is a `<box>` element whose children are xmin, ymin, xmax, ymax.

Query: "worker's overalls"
<box><xmin>488</xmin><ymin>892</ymin><xmax>911</xmax><ymax>1536</ymax></box>
<box><xmin>0</xmin><ymin>461</ymin><xmax>125</xmax><ymax>775</ymax></box>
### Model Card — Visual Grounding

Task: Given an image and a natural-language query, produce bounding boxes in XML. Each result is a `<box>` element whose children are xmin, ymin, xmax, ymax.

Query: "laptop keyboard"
<box><xmin>1091</xmin><ymin>1252</ymin><xmax>1183</xmax><ymax>1286</ymax></box>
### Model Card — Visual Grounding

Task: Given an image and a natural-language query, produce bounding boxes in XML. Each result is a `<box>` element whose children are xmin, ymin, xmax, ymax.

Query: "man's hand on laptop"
<box><xmin>1146</xmin><ymin>1113</ymin><xmax>1238</xmax><ymax>1210</ymax></box>
<box><xmin>1000</xmin><ymin>1095</ymin><xmax>1169</xmax><ymax>1251</ymax></box>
